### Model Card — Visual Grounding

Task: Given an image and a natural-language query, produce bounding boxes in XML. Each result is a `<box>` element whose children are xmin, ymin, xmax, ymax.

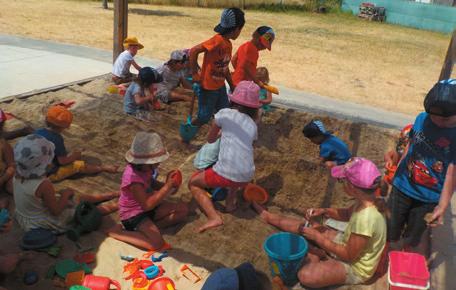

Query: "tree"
<box><xmin>102</xmin><ymin>0</ymin><xmax>108</xmax><ymax>9</ymax></box>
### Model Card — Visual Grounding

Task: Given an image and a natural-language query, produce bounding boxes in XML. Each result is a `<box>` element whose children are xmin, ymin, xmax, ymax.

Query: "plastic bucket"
<box><xmin>263</xmin><ymin>232</ymin><xmax>308</xmax><ymax>286</ymax></box>
<box><xmin>82</xmin><ymin>275</ymin><xmax>121</xmax><ymax>290</ymax></box>
<box><xmin>388</xmin><ymin>251</ymin><xmax>429</xmax><ymax>290</ymax></box>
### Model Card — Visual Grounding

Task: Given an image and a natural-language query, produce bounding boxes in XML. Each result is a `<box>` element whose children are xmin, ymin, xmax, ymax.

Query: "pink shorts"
<box><xmin>204</xmin><ymin>168</ymin><xmax>247</xmax><ymax>188</ymax></box>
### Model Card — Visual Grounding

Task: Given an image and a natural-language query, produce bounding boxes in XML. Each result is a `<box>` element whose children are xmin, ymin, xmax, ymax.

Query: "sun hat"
<box><xmin>302</xmin><ymin>120</ymin><xmax>331</xmax><ymax>138</ymax></box>
<box><xmin>201</xmin><ymin>262</ymin><xmax>260</xmax><ymax>290</ymax></box>
<box><xmin>170</xmin><ymin>50</ymin><xmax>188</xmax><ymax>62</ymax></box>
<box><xmin>229</xmin><ymin>81</ymin><xmax>261</xmax><ymax>108</ymax></box>
<box><xmin>424</xmin><ymin>79</ymin><xmax>456</xmax><ymax>117</ymax></box>
<box><xmin>214</xmin><ymin>8</ymin><xmax>245</xmax><ymax>34</ymax></box>
<box><xmin>256</xmin><ymin>26</ymin><xmax>275</xmax><ymax>51</ymax></box>
<box><xmin>46</xmin><ymin>105</ymin><xmax>73</xmax><ymax>128</ymax></box>
<box><xmin>14</xmin><ymin>134</ymin><xmax>55</xmax><ymax>179</ymax></box>
<box><xmin>125</xmin><ymin>132</ymin><xmax>169</xmax><ymax>165</ymax></box>
<box><xmin>123</xmin><ymin>36</ymin><xmax>144</xmax><ymax>50</ymax></box>
<box><xmin>331</xmin><ymin>157</ymin><xmax>381</xmax><ymax>190</ymax></box>
<box><xmin>139</xmin><ymin>67</ymin><xmax>163</xmax><ymax>86</ymax></box>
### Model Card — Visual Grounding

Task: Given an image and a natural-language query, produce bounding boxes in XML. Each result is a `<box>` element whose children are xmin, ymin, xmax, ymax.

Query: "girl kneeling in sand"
<box><xmin>188</xmin><ymin>81</ymin><xmax>260</xmax><ymax>233</ymax></box>
<box><xmin>108</xmin><ymin>132</ymin><xmax>188</xmax><ymax>250</ymax></box>
<box><xmin>13</xmin><ymin>135</ymin><xmax>118</xmax><ymax>233</ymax></box>
<box><xmin>253</xmin><ymin>157</ymin><xmax>387</xmax><ymax>287</ymax></box>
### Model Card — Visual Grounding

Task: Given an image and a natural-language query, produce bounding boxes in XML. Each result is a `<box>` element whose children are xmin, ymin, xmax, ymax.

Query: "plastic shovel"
<box><xmin>263</xmin><ymin>84</ymin><xmax>279</xmax><ymax>95</ymax></box>
<box><xmin>179</xmin><ymin>83</ymin><xmax>199</xmax><ymax>142</ymax></box>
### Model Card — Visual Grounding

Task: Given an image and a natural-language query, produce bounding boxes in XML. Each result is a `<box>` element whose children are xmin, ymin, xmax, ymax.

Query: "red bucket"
<box><xmin>82</xmin><ymin>275</ymin><xmax>121</xmax><ymax>290</ymax></box>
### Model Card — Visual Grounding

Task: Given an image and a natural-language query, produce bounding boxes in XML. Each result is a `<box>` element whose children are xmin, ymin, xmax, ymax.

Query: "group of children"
<box><xmin>1</xmin><ymin>6</ymin><xmax>455</xmax><ymax>290</ymax></box>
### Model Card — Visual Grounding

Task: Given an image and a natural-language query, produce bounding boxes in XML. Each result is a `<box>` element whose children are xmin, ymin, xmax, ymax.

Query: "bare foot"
<box><xmin>196</xmin><ymin>216</ymin><xmax>223</xmax><ymax>233</ymax></box>
<box><xmin>102</xmin><ymin>165</ymin><xmax>120</xmax><ymax>174</ymax></box>
<box><xmin>252</xmin><ymin>202</ymin><xmax>269</xmax><ymax>219</ymax></box>
<box><xmin>97</xmin><ymin>202</ymin><xmax>119</xmax><ymax>215</ymax></box>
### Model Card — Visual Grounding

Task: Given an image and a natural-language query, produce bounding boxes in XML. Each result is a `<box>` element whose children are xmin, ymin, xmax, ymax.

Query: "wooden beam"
<box><xmin>113</xmin><ymin>0</ymin><xmax>128</xmax><ymax>63</ymax></box>
<box><xmin>439</xmin><ymin>29</ymin><xmax>456</xmax><ymax>81</ymax></box>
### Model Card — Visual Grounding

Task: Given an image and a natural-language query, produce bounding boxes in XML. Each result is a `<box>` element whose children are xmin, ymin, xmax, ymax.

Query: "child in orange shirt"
<box><xmin>231</xmin><ymin>26</ymin><xmax>275</xmax><ymax>87</ymax></box>
<box><xmin>189</xmin><ymin>8</ymin><xmax>245</xmax><ymax>126</ymax></box>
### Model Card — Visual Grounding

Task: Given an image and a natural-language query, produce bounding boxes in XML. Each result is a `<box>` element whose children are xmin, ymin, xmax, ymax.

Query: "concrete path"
<box><xmin>0</xmin><ymin>34</ymin><xmax>414</xmax><ymax>129</ymax></box>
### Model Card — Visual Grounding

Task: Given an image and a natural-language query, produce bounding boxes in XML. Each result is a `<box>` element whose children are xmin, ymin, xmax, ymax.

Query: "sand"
<box><xmin>0</xmin><ymin>76</ymin><xmax>396</xmax><ymax>289</ymax></box>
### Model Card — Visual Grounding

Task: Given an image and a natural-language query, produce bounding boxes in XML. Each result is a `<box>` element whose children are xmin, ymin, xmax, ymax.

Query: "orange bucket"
<box><xmin>243</xmin><ymin>183</ymin><xmax>269</xmax><ymax>204</ymax></box>
<box><xmin>148</xmin><ymin>277</ymin><xmax>175</xmax><ymax>290</ymax></box>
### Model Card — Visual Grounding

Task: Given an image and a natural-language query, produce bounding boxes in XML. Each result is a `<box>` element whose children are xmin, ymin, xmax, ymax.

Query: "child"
<box><xmin>13</xmin><ymin>134</ymin><xmax>117</xmax><ymax>233</ymax></box>
<box><xmin>231</xmin><ymin>26</ymin><xmax>275</xmax><ymax>87</ymax></box>
<box><xmin>112</xmin><ymin>36</ymin><xmax>143</xmax><ymax>85</ymax></box>
<box><xmin>124</xmin><ymin>67</ymin><xmax>164</xmax><ymax>119</ymax></box>
<box><xmin>253</xmin><ymin>157</ymin><xmax>387</xmax><ymax>287</ymax></box>
<box><xmin>388</xmin><ymin>79</ymin><xmax>456</xmax><ymax>250</ymax></box>
<box><xmin>303</xmin><ymin>120</ymin><xmax>351</xmax><ymax>168</ymax></box>
<box><xmin>107</xmin><ymin>132</ymin><xmax>188</xmax><ymax>250</ymax></box>
<box><xmin>35</xmin><ymin>105</ymin><xmax>118</xmax><ymax>182</ymax></box>
<box><xmin>189</xmin><ymin>7</ymin><xmax>245</xmax><ymax>126</ymax></box>
<box><xmin>155</xmin><ymin>50</ymin><xmax>194</xmax><ymax>103</ymax></box>
<box><xmin>256</xmin><ymin>67</ymin><xmax>273</xmax><ymax>112</ymax></box>
<box><xmin>188</xmin><ymin>81</ymin><xmax>260</xmax><ymax>233</ymax></box>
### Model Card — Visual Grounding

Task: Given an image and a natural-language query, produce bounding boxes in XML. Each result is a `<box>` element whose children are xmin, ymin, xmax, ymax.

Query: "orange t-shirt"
<box><xmin>232</xmin><ymin>41</ymin><xmax>259</xmax><ymax>86</ymax></box>
<box><xmin>200</xmin><ymin>34</ymin><xmax>233</xmax><ymax>90</ymax></box>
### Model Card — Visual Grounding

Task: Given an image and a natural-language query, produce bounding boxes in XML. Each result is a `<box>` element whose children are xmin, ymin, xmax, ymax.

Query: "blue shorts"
<box><xmin>197</xmin><ymin>85</ymin><xmax>230</xmax><ymax>124</ymax></box>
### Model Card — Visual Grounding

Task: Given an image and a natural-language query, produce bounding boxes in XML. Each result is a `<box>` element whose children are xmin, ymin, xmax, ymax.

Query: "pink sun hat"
<box><xmin>331</xmin><ymin>157</ymin><xmax>381</xmax><ymax>189</ymax></box>
<box><xmin>229</xmin><ymin>81</ymin><xmax>261</xmax><ymax>108</ymax></box>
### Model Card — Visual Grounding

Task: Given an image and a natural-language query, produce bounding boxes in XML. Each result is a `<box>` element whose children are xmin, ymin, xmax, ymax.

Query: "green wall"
<box><xmin>342</xmin><ymin>0</ymin><xmax>456</xmax><ymax>33</ymax></box>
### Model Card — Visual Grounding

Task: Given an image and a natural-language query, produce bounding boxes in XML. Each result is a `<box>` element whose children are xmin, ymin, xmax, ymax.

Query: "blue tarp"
<box><xmin>342</xmin><ymin>0</ymin><xmax>456</xmax><ymax>33</ymax></box>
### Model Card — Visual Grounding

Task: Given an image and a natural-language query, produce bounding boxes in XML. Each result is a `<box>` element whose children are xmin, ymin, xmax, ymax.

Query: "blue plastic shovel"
<box><xmin>179</xmin><ymin>83</ymin><xmax>199</xmax><ymax>142</ymax></box>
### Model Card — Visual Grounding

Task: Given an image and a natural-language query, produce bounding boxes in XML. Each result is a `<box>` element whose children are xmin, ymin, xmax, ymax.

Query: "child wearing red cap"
<box><xmin>188</xmin><ymin>81</ymin><xmax>260</xmax><ymax>233</ymax></box>
<box><xmin>231</xmin><ymin>26</ymin><xmax>275</xmax><ymax>88</ymax></box>
<box><xmin>189</xmin><ymin>8</ymin><xmax>245</xmax><ymax>126</ymax></box>
<box><xmin>34</xmin><ymin>105</ymin><xmax>119</xmax><ymax>182</ymax></box>
<box><xmin>253</xmin><ymin>157</ymin><xmax>387</xmax><ymax>287</ymax></box>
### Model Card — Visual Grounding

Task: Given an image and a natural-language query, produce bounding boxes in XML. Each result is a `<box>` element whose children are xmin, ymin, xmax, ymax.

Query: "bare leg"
<box><xmin>224</xmin><ymin>187</ymin><xmax>238</xmax><ymax>213</ymax></box>
<box><xmin>154</xmin><ymin>201</ymin><xmax>189</xmax><ymax>228</ymax></box>
<box><xmin>81</xmin><ymin>163</ymin><xmax>119</xmax><ymax>175</ymax></box>
<box><xmin>96</xmin><ymin>202</ymin><xmax>118</xmax><ymax>215</ymax></box>
<box><xmin>168</xmin><ymin>88</ymin><xmax>193</xmax><ymax>102</ymax></box>
<box><xmin>252</xmin><ymin>202</ymin><xmax>304</xmax><ymax>234</ymax></box>
<box><xmin>78</xmin><ymin>191</ymin><xmax>119</xmax><ymax>203</ymax></box>
<box><xmin>106</xmin><ymin>219</ymin><xmax>165</xmax><ymax>251</ymax></box>
<box><xmin>298</xmin><ymin>257</ymin><xmax>347</xmax><ymax>288</ymax></box>
<box><xmin>188</xmin><ymin>172</ymin><xmax>223</xmax><ymax>233</ymax></box>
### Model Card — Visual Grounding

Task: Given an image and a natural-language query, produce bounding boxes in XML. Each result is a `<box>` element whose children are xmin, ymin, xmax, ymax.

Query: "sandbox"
<box><xmin>0</xmin><ymin>76</ymin><xmax>397</xmax><ymax>289</ymax></box>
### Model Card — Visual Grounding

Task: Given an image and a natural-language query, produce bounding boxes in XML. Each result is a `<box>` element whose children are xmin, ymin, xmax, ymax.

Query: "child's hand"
<box><xmin>301</xmin><ymin>227</ymin><xmax>322</xmax><ymax>242</ymax></box>
<box><xmin>305</xmin><ymin>208</ymin><xmax>327</xmax><ymax>220</ymax></box>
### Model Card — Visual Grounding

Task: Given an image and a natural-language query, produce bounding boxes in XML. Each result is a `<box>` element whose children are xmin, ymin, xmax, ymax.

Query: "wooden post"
<box><xmin>102</xmin><ymin>0</ymin><xmax>108</xmax><ymax>9</ymax></box>
<box><xmin>113</xmin><ymin>0</ymin><xmax>128</xmax><ymax>63</ymax></box>
<box><xmin>439</xmin><ymin>29</ymin><xmax>456</xmax><ymax>81</ymax></box>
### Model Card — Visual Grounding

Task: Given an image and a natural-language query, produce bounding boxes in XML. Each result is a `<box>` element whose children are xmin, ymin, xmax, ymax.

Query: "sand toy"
<box><xmin>170</xmin><ymin>170</ymin><xmax>182</xmax><ymax>187</ymax></box>
<box><xmin>23</xmin><ymin>271</ymin><xmax>39</xmax><ymax>285</ymax></box>
<box><xmin>148</xmin><ymin>277</ymin><xmax>175</xmax><ymax>290</ymax></box>
<box><xmin>151</xmin><ymin>251</ymin><xmax>168</xmax><ymax>262</ymax></box>
<box><xmin>243</xmin><ymin>183</ymin><xmax>269</xmax><ymax>204</ymax></box>
<box><xmin>21</xmin><ymin>228</ymin><xmax>57</xmax><ymax>250</ymax></box>
<box><xmin>66</xmin><ymin>202</ymin><xmax>102</xmax><ymax>242</ymax></box>
<box><xmin>263</xmin><ymin>84</ymin><xmax>279</xmax><ymax>95</ymax></box>
<box><xmin>65</xmin><ymin>270</ymin><xmax>85</xmax><ymax>287</ymax></box>
<box><xmin>144</xmin><ymin>265</ymin><xmax>164</xmax><ymax>279</ymax></box>
<box><xmin>0</xmin><ymin>208</ymin><xmax>9</xmax><ymax>227</ymax></box>
<box><xmin>82</xmin><ymin>274</ymin><xmax>121</xmax><ymax>290</ymax></box>
<box><xmin>179</xmin><ymin>83</ymin><xmax>199</xmax><ymax>142</ymax></box>
<box><xmin>180</xmin><ymin>264</ymin><xmax>201</xmax><ymax>283</ymax></box>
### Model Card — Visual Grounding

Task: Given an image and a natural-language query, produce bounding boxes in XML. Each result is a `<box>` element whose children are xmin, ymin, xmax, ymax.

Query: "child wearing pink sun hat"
<box><xmin>189</xmin><ymin>81</ymin><xmax>260</xmax><ymax>233</ymax></box>
<box><xmin>253</xmin><ymin>157</ymin><xmax>387</xmax><ymax>287</ymax></box>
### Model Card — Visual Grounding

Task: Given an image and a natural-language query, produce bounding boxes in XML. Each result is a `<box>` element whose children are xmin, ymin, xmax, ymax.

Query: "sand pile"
<box><xmin>0</xmin><ymin>76</ymin><xmax>396</xmax><ymax>289</ymax></box>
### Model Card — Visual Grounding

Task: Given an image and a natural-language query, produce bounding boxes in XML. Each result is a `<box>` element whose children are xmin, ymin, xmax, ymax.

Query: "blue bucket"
<box><xmin>263</xmin><ymin>232</ymin><xmax>308</xmax><ymax>286</ymax></box>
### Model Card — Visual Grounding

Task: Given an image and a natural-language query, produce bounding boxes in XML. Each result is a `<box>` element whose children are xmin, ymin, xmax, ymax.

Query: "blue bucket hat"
<box><xmin>214</xmin><ymin>8</ymin><xmax>245</xmax><ymax>34</ymax></box>
<box><xmin>302</xmin><ymin>120</ymin><xmax>331</xmax><ymax>138</ymax></box>
<box><xmin>424</xmin><ymin>79</ymin><xmax>456</xmax><ymax>117</ymax></box>
<box><xmin>201</xmin><ymin>262</ymin><xmax>260</xmax><ymax>290</ymax></box>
